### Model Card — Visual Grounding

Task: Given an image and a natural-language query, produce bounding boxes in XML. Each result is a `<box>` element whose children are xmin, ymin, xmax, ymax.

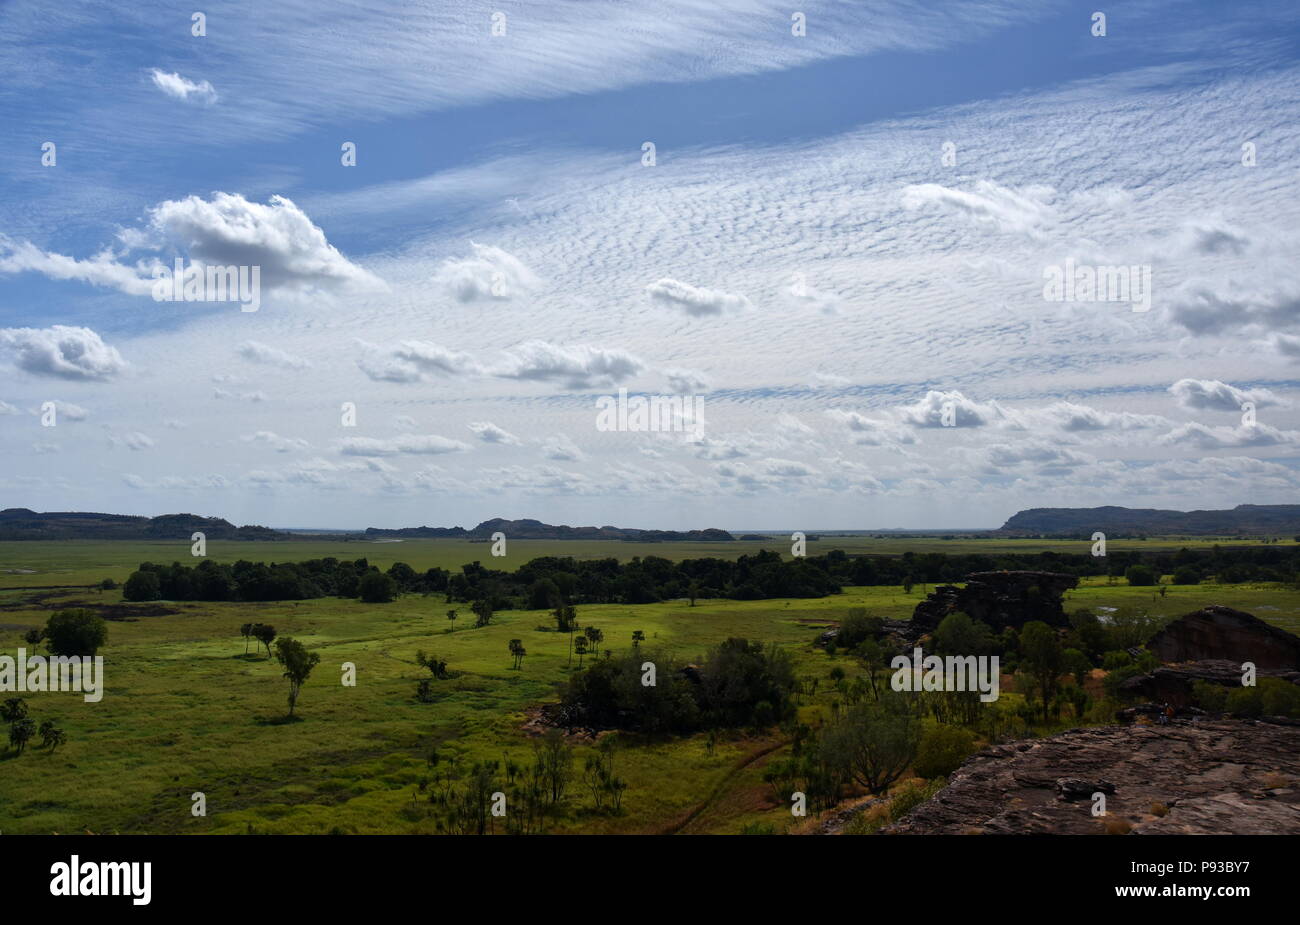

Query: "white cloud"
<box><xmin>237</xmin><ymin>340</ymin><xmax>311</xmax><ymax>369</ymax></box>
<box><xmin>1158</xmin><ymin>422</ymin><xmax>1299</xmax><ymax>449</ymax></box>
<box><xmin>356</xmin><ymin>339</ymin><xmax>480</xmax><ymax>383</ymax></box>
<box><xmin>241</xmin><ymin>431</ymin><xmax>310</xmax><ymax>453</ymax></box>
<box><xmin>338</xmin><ymin>434</ymin><xmax>471</xmax><ymax>457</ymax></box>
<box><xmin>899</xmin><ymin>180</ymin><xmax>1056</xmax><ymax>235</ymax></box>
<box><xmin>646</xmin><ymin>278</ymin><xmax>752</xmax><ymax>317</ymax></box>
<box><xmin>0</xmin><ymin>326</ymin><xmax>127</xmax><ymax>381</ymax></box>
<box><xmin>1168</xmin><ymin>378</ymin><xmax>1285</xmax><ymax>411</ymax></box>
<box><xmin>148</xmin><ymin>69</ymin><xmax>218</xmax><ymax>104</ymax></box>
<box><xmin>432</xmin><ymin>243</ymin><xmax>539</xmax><ymax>302</ymax></box>
<box><xmin>493</xmin><ymin>341</ymin><xmax>644</xmax><ymax>390</ymax></box>
<box><xmin>467</xmin><ymin>421</ymin><xmax>521</xmax><ymax>445</ymax></box>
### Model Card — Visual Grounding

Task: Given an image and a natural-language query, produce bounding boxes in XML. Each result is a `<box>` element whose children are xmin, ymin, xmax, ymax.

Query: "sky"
<box><xmin>1</xmin><ymin>0</ymin><xmax>1299</xmax><ymax>531</ymax></box>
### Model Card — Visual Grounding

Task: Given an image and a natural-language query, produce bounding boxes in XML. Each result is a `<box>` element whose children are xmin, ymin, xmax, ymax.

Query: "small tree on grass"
<box><xmin>359</xmin><ymin>570</ymin><xmax>398</xmax><ymax>603</ymax></box>
<box><xmin>631</xmin><ymin>630</ymin><xmax>645</xmax><ymax>648</ymax></box>
<box><xmin>584</xmin><ymin>626</ymin><xmax>603</xmax><ymax>656</ymax></box>
<box><xmin>509</xmin><ymin>639</ymin><xmax>526</xmax><ymax>670</ymax></box>
<box><xmin>253</xmin><ymin>624</ymin><xmax>277</xmax><ymax>658</ymax></box>
<box><xmin>416</xmin><ymin>650</ymin><xmax>449</xmax><ymax>680</ymax></box>
<box><xmin>240</xmin><ymin>623</ymin><xmax>254</xmax><ymax>655</ymax></box>
<box><xmin>574</xmin><ymin>635</ymin><xmax>589</xmax><ymax>669</ymax></box>
<box><xmin>43</xmin><ymin>609</ymin><xmax>108</xmax><ymax>657</ymax></box>
<box><xmin>1018</xmin><ymin>621</ymin><xmax>1065</xmax><ymax>723</ymax></box>
<box><xmin>38</xmin><ymin>720</ymin><xmax>67</xmax><ymax>752</ymax></box>
<box><xmin>471</xmin><ymin>599</ymin><xmax>494</xmax><ymax>628</ymax></box>
<box><xmin>9</xmin><ymin>717</ymin><xmax>35</xmax><ymax>755</ymax></box>
<box><xmin>273</xmin><ymin>637</ymin><xmax>320</xmax><ymax>718</ymax></box>
<box><xmin>446</xmin><ymin>609</ymin><xmax>458</xmax><ymax>628</ymax></box>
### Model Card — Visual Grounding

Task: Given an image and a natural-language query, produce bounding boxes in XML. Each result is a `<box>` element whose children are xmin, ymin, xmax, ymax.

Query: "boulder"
<box><xmin>882</xmin><ymin>718</ymin><xmax>1300</xmax><ymax>834</ymax></box>
<box><xmin>912</xmin><ymin>571</ymin><xmax>1078</xmax><ymax>632</ymax></box>
<box><xmin>1147</xmin><ymin>605</ymin><xmax>1300</xmax><ymax>669</ymax></box>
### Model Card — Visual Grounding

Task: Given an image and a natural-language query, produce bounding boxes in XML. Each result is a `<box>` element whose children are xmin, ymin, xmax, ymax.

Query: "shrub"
<box><xmin>122</xmin><ymin>569</ymin><xmax>161</xmax><ymax>602</ymax></box>
<box><xmin>1124</xmin><ymin>564</ymin><xmax>1157</xmax><ymax>587</ymax></box>
<box><xmin>1227</xmin><ymin>677</ymin><xmax>1300</xmax><ymax>718</ymax></box>
<box><xmin>358</xmin><ymin>570</ymin><xmax>397</xmax><ymax>604</ymax></box>
<box><xmin>1171</xmin><ymin>565</ymin><xmax>1201</xmax><ymax>586</ymax></box>
<box><xmin>43</xmin><ymin>608</ymin><xmax>108</xmax><ymax>657</ymax></box>
<box><xmin>913</xmin><ymin>723</ymin><xmax>977</xmax><ymax>779</ymax></box>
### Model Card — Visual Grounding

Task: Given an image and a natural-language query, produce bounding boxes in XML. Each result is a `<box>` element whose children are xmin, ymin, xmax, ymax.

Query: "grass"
<box><xmin>0</xmin><ymin>538</ymin><xmax>1298</xmax><ymax>834</ymax></box>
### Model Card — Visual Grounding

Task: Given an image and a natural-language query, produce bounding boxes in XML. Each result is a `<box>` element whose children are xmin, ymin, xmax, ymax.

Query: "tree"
<box><xmin>931</xmin><ymin>612</ymin><xmax>994</xmax><ymax>657</ymax></box>
<box><xmin>1</xmin><ymin>698</ymin><xmax>27</xmax><ymax>724</ymax></box>
<box><xmin>553</xmin><ymin>604</ymin><xmax>576</xmax><ymax>633</ymax></box>
<box><xmin>913</xmin><ymin>723</ymin><xmax>977</xmax><ymax>779</ymax></box>
<box><xmin>38</xmin><ymin>720</ymin><xmax>66</xmax><ymax>751</ymax></box>
<box><xmin>416</xmin><ymin>650</ymin><xmax>449</xmax><ymax>680</ymax></box>
<box><xmin>1124</xmin><ymin>564</ymin><xmax>1157</xmax><ymax>587</ymax></box>
<box><xmin>509</xmin><ymin>639</ymin><xmax>526</xmax><ymax>670</ymax></box>
<box><xmin>471</xmin><ymin>599</ymin><xmax>494</xmax><ymax>627</ymax></box>
<box><xmin>631</xmin><ymin>630</ymin><xmax>646</xmax><ymax>648</ymax></box>
<box><xmin>688</xmin><ymin>580</ymin><xmax>700</xmax><ymax>607</ymax></box>
<box><xmin>584</xmin><ymin>626</ymin><xmax>604</xmax><ymax>656</ymax></box>
<box><xmin>43</xmin><ymin>609</ymin><xmax>108</xmax><ymax>657</ymax></box>
<box><xmin>99</xmin><ymin>578</ymin><xmax>117</xmax><ymax>591</ymax></box>
<box><xmin>22</xmin><ymin>627</ymin><xmax>44</xmax><ymax>648</ymax></box>
<box><xmin>574</xmin><ymin>635</ymin><xmax>589</xmax><ymax>669</ymax></box>
<box><xmin>122</xmin><ymin>569</ymin><xmax>161</xmax><ymax>602</ymax></box>
<box><xmin>821</xmin><ymin>691</ymin><xmax>919</xmax><ymax>795</ymax></box>
<box><xmin>273</xmin><ymin>637</ymin><xmax>320</xmax><ymax>717</ymax></box>
<box><xmin>240</xmin><ymin>623</ymin><xmax>254</xmax><ymax>655</ymax></box>
<box><xmin>252</xmin><ymin>624</ymin><xmax>277</xmax><ymax>658</ymax></box>
<box><xmin>446</xmin><ymin>609</ymin><xmax>458</xmax><ymax>627</ymax></box>
<box><xmin>8</xmin><ymin>717</ymin><xmax>35</xmax><ymax>755</ymax></box>
<box><xmin>358</xmin><ymin>570</ymin><xmax>398</xmax><ymax>603</ymax></box>
<box><xmin>1018</xmin><ymin>621</ymin><xmax>1065</xmax><ymax>723</ymax></box>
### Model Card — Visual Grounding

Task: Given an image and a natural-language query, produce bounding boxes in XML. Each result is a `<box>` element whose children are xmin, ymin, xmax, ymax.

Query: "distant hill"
<box><xmin>0</xmin><ymin>508</ymin><xmax>283</xmax><ymax>541</ymax></box>
<box><xmin>0</xmin><ymin>509</ymin><xmax>734</xmax><ymax>543</ymax></box>
<box><xmin>1000</xmin><ymin>504</ymin><xmax>1300</xmax><ymax>536</ymax></box>
<box><xmin>364</xmin><ymin>517</ymin><xmax>734</xmax><ymax>542</ymax></box>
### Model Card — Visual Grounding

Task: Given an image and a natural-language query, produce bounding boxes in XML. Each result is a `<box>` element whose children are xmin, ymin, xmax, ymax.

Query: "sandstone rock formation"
<box><xmin>882</xmin><ymin>718</ymin><xmax>1300</xmax><ymax>834</ymax></box>
<box><xmin>911</xmin><ymin>570</ymin><xmax>1078</xmax><ymax>631</ymax></box>
<box><xmin>1147</xmin><ymin>605</ymin><xmax>1300</xmax><ymax>669</ymax></box>
<box><xmin>1118</xmin><ymin>659</ymin><xmax>1300</xmax><ymax>706</ymax></box>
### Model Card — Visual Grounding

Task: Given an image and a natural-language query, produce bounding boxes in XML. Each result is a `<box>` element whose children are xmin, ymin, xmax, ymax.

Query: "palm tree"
<box><xmin>574</xmin><ymin>636</ymin><xmax>588</xmax><ymax>669</ymax></box>
<box><xmin>631</xmin><ymin>630</ymin><xmax>646</xmax><ymax>648</ymax></box>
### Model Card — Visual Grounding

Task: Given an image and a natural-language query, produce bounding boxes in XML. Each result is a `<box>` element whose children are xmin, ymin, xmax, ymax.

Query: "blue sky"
<box><xmin>1</xmin><ymin>0</ymin><xmax>1299</xmax><ymax>530</ymax></box>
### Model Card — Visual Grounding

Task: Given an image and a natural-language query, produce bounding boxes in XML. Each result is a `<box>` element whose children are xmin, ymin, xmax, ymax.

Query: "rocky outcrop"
<box><xmin>911</xmin><ymin>571</ymin><xmax>1078</xmax><ymax>632</ymax></box>
<box><xmin>1118</xmin><ymin>659</ymin><xmax>1300</xmax><ymax>706</ymax></box>
<box><xmin>882</xmin><ymin>718</ymin><xmax>1300</xmax><ymax>834</ymax></box>
<box><xmin>1148</xmin><ymin>605</ymin><xmax>1300</xmax><ymax>669</ymax></box>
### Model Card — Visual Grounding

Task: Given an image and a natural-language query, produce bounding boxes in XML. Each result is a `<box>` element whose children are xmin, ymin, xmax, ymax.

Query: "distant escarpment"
<box><xmin>363</xmin><ymin>518</ymin><xmax>734</xmax><ymax>542</ymax></box>
<box><xmin>0</xmin><ymin>509</ymin><xmax>282</xmax><ymax>541</ymax></box>
<box><xmin>999</xmin><ymin>503</ymin><xmax>1300</xmax><ymax>536</ymax></box>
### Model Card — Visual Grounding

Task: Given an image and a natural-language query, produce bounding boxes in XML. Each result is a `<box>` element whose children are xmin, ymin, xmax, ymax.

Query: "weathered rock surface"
<box><xmin>882</xmin><ymin>719</ymin><xmax>1300</xmax><ymax>834</ymax></box>
<box><xmin>1119</xmin><ymin>659</ymin><xmax>1300</xmax><ymax>706</ymax></box>
<box><xmin>1148</xmin><ymin>605</ymin><xmax>1300</xmax><ymax>669</ymax></box>
<box><xmin>911</xmin><ymin>571</ymin><xmax>1078</xmax><ymax>631</ymax></box>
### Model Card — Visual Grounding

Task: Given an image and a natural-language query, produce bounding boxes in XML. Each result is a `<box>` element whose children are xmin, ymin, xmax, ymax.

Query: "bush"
<box><xmin>1191</xmin><ymin>680</ymin><xmax>1228</xmax><ymax>712</ymax></box>
<box><xmin>837</xmin><ymin>609</ymin><xmax>883</xmax><ymax>649</ymax></box>
<box><xmin>358</xmin><ymin>570</ymin><xmax>397</xmax><ymax>604</ymax></box>
<box><xmin>1227</xmin><ymin>678</ymin><xmax>1300</xmax><ymax>718</ymax></box>
<box><xmin>43</xmin><ymin>608</ymin><xmax>108</xmax><ymax>657</ymax></box>
<box><xmin>1124</xmin><ymin>564</ymin><xmax>1157</xmax><ymax>587</ymax></box>
<box><xmin>122</xmin><ymin>569</ymin><xmax>161</xmax><ymax>602</ymax></box>
<box><xmin>1171</xmin><ymin>565</ymin><xmax>1201</xmax><ymax>586</ymax></box>
<box><xmin>913</xmin><ymin>723</ymin><xmax>977</xmax><ymax>779</ymax></box>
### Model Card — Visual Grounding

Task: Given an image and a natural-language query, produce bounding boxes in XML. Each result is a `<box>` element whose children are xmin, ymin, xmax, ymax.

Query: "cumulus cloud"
<box><xmin>237</xmin><ymin>340</ymin><xmax>311</xmax><ymax>369</ymax></box>
<box><xmin>241</xmin><ymin>431</ymin><xmax>310</xmax><ymax>453</ymax></box>
<box><xmin>148</xmin><ymin>193</ymin><xmax>383</xmax><ymax>295</ymax></box>
<box><xmin>0</xmin><ymin>325</ymin><xmax>127</xmax><ymax>380</ymax></box>
<box><xmin>1020</xmin><ymin>401</ymin><xmax>1169</xmax><ymax>432</ymax></box>
<box><xmin>149</xmin><ymin>69</ymin><xmax>218</xmax><ymax>104</ymax></box>
<box><xmin>1168</xmin><ymin>378</ymin><xmax>1285</xmax><ymax>411</ymax></box>
<box><xmin>1166</xmin><ymin>282</ymin><xmax>1300</xmax><ymax>337</ymax></box>
<box><xmin>825</xmin><ymin>409</ymin><xmax>917</xmax><ymax>446</ymax></box>
<box><xmin>664</xmin><ymin>367</ymin><xmax>711</xmax><ymax>395</ymax></box>
<box><xmin>493</xmin><ymin>341</ymin><xmax>643</xmax><ymax>389</ymax></box>
<box><xmin>467</xmin><ymin>421</ymin><xmax>521</xmax><ymax>445</ymax></box>
<box><xmin>356</xmin><ymin>339</ymin><xmax>480</xmax><ymax>382</ymax></box>
<box><xmin>900</xmin><ymin>180</ymin><xmax>1056</xmax><ymax>235</ymax></box>
<box><xmin>646</xmin><ymin>278</ymin><xmax>752</xmax><ymax>317</ymax></box>
<box><xmin>540</xmin><ymin>433</ymin><xmax>585</xmax><ymax>461</ymax></box>
<box><xmin>432</xmin><ymin>243</ymin><xmax>540</xmax><ymax>302</ymax></box>
<box><xmin>338</xmin><ymin>434</ymin><xmax>471</xmax><ymax>456</ymax></box>
<box><xmin>1158</xmin><ymin>422</ymin><xmax>1300</xmax><ymax>449</ymax></box>
<box><xmin>896</xmin><ymin>390</ymin><xmax>1008</xmax><ymax>428</ymax></box>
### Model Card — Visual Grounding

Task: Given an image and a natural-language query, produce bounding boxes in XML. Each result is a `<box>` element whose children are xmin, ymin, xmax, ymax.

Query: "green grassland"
<box><xmin>0</xmin><ymin>533</ymin><xmax>1292</xmax><ymax>590</ymax></box>
<box><xmin>1</xmin><ymin>539</ymin><xmax>1298</xmax><ymax>835</ymax></box>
